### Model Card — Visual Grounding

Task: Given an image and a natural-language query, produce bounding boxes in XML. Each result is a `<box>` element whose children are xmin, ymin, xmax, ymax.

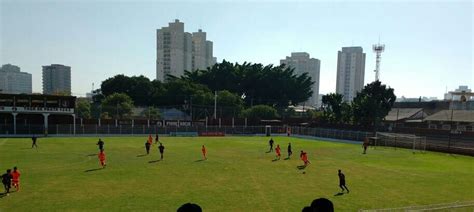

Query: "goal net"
<box><xmin>375</xmin><ymin>132</ymin><xmax>427</xmax><ymax>153</ymax></box>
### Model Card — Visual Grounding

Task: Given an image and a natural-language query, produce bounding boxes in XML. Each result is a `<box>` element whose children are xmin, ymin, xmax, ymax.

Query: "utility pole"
<box><xmin>394</xmin><ymin>108</ymin><xmax>400</xmax><ymax>149</ymax></box>
<box><xmin>448</xmin><ymin>109</ymin><xmax>454</xmax><ymax>152</ymax></box>
<box><xmin>214</xmin><ymin>91</ymin><xmax>217</xmax><ymax>119</ymax></box>
<box><xmin>116</xmin><ymin>103</ymin><xmax>119</xmax><ymax>119</ymax></box>
<box><xmin>395</xmin><ymin>108</ymin><xmax>399</xmax><ymax>132</ymax></box>
<box><xmin>190</xmin><ymin>96</ymin><xmax>193</xmax><ymax>121</ymax></box>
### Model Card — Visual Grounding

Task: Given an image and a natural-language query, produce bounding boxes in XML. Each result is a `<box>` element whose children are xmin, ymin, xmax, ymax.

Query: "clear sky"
<box><xmin>1</xmin><ymin>0</ymin><xmax>472</xmax><ymax>98</ymax></box>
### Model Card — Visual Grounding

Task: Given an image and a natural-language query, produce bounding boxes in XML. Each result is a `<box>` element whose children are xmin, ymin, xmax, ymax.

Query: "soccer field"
<box><xmin>0</xmin><ymin>136</ymin><xmax>473</xmax><ymax>211</ymax></box>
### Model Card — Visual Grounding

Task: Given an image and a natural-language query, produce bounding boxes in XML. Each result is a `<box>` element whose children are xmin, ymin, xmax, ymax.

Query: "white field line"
<box><xmin>415</xmin><ymin>202</ymin><xmax>474</xmax><ymax>211</ymax></box>
<box><xmin>359</xmin><ymin>201</ymin><xmax>474</xmax><ymax>211</ymax></box>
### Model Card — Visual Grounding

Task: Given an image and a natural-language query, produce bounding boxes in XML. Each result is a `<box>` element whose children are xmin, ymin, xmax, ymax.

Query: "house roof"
<box><xmin>424</xmin><ymin>110</ymin><xmax>474</xmax><ymax>123</ymax></box>
<box><xmin>384</xmin><ymin>108</ymin><xmax>424</xmax><ymax>121</ymax></box>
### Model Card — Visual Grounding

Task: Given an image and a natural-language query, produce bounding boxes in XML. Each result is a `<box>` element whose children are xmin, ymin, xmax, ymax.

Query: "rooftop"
<box><xmin>424</xmin><ymin>110</ymin><xmax>474</xmax><ymax>123</ymax></box>
<box><xmin>384</xmin><ymin>108</ymin><xmax>425</xmax><ymax>121</ymax></box>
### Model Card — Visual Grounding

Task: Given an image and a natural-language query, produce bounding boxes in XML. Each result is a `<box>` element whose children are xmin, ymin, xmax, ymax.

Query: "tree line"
<box><xmin>76</xmin><ymin>60</ymin><xmax>396</xmax><ymax>128</ymax></box>
<box><xmin>77</xmin><ymin>60</ymin><xmax>314</xmax><ymax>120</ymax></box>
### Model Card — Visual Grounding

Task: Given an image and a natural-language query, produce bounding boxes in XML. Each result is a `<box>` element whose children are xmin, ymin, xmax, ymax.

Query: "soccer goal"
<box><xmin>375</xmin><ymin>132</ymin><xmax>427</xmax><ymax>153</ymax></box>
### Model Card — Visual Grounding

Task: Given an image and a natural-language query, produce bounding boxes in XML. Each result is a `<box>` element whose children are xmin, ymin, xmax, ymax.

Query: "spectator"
<box><xmin>310</xmin><ymin>198</ymin><xmax>334</xmax><ymax>212</ymax></box>
<box><xmin>177</xmin><ymin>203</ymin><xmax>202</xmax><ymax>212</ymax></box>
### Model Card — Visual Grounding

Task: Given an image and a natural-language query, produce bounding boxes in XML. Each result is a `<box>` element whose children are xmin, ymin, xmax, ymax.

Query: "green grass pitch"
<box><xmin>0</xmin><ymin>136</ymin><xmax>473</xmax><ymax>211</ymax></box>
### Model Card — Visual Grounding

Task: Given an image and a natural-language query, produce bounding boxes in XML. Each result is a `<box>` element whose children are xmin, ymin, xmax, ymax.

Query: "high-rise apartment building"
<box><xmin>336</xmin><ymin>47</ymin><xmax>366</xmax><ymax>102</ymax></box>
<box><xmin>156</xmin><ymin>19</ymin><xmax>215</xmax><ymax>81</ymax></box>
<box><xmin>0</xmin><ymin>64</ymin><xmax>32</xmax><ymax>94</ymax></box>
<box><xmin>42</xmin><ymin>64</ymin><xmax>71</xmax><ymax>95</ymax></box>
<box><xmin>192</xmin><ymin>29</ymin><xmax>215</xmax><ymax>71</ymax></box>
<box><xmin>280</xmin><ymin>52</ymin><xmax>321</xmax><ymax>106</ymax></box>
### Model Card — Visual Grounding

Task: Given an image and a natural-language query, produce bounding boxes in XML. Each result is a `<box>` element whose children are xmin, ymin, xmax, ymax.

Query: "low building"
<box><xmin>161</xmin><ymin>108</ymin><xmax>190</xmax><ymax>120</ymax></box>
<box><xmin>0</xmin><ymin>93</ymin><xmax>76</xmax><ymax>135</ymax></box>
<box><xmin>383</xmin><ymin>108</ymin><xmax>428</xmax><ymax>130</ymax></box>
<box><xmin>396</xmin><ymin>96</ymin><xmax>438</xmax><ymax>102</ymax></box>
<box><xmin>385</xmin><ymin>108</ymin><xmax>427</xmax><ymax>122</ymax></box>
<box><xmin>424</xmin><ymin>110</ymin><xmax>474</xmax><ymax>132</ymax></box>
<box><xmin>444</xmin><ymin>86</ymin><xmax>472</xmax><ymax>101</ymax></box>
<box><xmin>392</xmin><ymin>101</ymin><xmax>450</xmax><ymax>115</ymax></box>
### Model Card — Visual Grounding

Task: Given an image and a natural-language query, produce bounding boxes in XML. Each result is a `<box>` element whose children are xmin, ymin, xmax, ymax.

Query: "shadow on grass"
<box><xmin>148</xmin><ymin>160</ymin><xmax>160</xmax><ymax>163</ymax></box>
<box><xmin>284</xmin><ymin>157</ymin><xmax>290</xmax><ymax>160</ymax></box>
<box><xmin>194</xmin><ymin>159</ymin><xmax>205</xmax><ymax>162</ymax></box>
<box><xmin>334</xmin><ymin>192</ymin><xmax>344</xmax><ymax>196</ymax></box>
<box><xmin>0</xmin><ymin>193</ymin><xmax>8</xmax><ymax>198</ymax></box>
<box><xmin>136</xmin><ymin>154</ymin><xmax>147</xmax><ymax>157</ymax></box>
<box><xmin>266</xmin><ymin>150</ymin><xmax>273</xmax><ymax>153</ymax></box>
<box><xmin>84</xmin><ymin>168</ymin><xmax>103</xmax><ymax>172</ymax></box>
<box><xmin>272</xmin><ymin>158</ymin><xmax>280</xmax><ymax>162</ymax></box>
<box><xmin>297</xmin><ymin>165</ymin><xmax>307</xmax><ymax>170</ymax></box>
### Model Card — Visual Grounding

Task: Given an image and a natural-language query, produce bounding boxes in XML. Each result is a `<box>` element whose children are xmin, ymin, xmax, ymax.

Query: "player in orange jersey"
<box><xmin>98</xmin><ymin>149</ymin><xmax>106</xmax><ymax>168</ymax></box>
<box><xmin>11</xmin><ymin>167</ymin><xmax>20</xmax><ymax>192</ymax></box>
<box><xmin>148</xmin><ymin>134</ymin><xmax>153</xmax><ymax>145</ymax></box>
<box><xmin>300</xmin><ymin>150</ymin><xmax>310</xmax><ymax>166</ymax></box>
<box><xmin>201</xmin><ymin>145</ymin><xmax>207</xmax><ymax>160</ymax></box>
<box><xmin>275</xmin><ymin>144</ymin><xmax>281</xmax><ymax>160</ymax></box>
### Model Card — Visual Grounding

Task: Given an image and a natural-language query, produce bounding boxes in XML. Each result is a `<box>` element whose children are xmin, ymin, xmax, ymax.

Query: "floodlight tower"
<box><xmin>372</xmin><ymin>43</ymin><xmax>385</xmax><ymax>81</ymax></box>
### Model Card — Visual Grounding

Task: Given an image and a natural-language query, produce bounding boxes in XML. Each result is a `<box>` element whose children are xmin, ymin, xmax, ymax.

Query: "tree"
<box><xmin>321</xmin><ymin>93</ymin><xmax>344</xmax><ymax>124</ymax></box>
<box><xmin>341</xmin><ymin>102</ymin><xmax>353</xmax><ymax>124</ymax></box>
<box><xmin>101</xmin><ymin>75</ymin><xmax>134</xmax><ymax>96</ymax></box>
<box><xmin>149</xmin><ymin>80</ymin><xmax>166</xmax><ymax>106</ymax></box>
<box><xmin>161</xmin><ymin>78</ymin><xmax>213</xmax><ymax>106</ymax></box>
<box><xmin>352</xmin><ymin>80</ymin><xmax>396</xmax><ymax>130</ymax></box>
<box><xmin>91</xmin><ymin>89</ymin><xmax>105</xmax><ymax>104</ymax></box>
<box><xmin>101</xmin><ymin>75</ymin><xmax>153</xmax><ymax>106</ymax></box>
<box><xmin>216</xmin><ymin>90</ymin><xmax>244</xmax><ymax>118</ymax></box>
<box><xmin>128</xmin><ymin>75</ymin><xmax>154</xmax><ymax>106</ymax></box>
<box><xmin>90</xmin><ymin>89</ymin><xmax>104</xmax><ymax>119</ymax></box>
<box><xmin>76</xmin><ymin>99</ymin><xmax>91</xmax><ymax>119</ymax></box>
<box><xmin>100</xmin><ymin>112</ymin><xmax>111</xmax><ymax>119</ymax></box>
<box><xmin>241</xmin><ymin>105</ymin><xmax>279</xmax><ymax>120</ymax></box>
<box><xmin>101</xmin><ymin>93</ymin><xmax>134</xmax><ymax>119</ymax></box>
<box><xmin>181</xmin><ymin>61</ymin><xmax>314</xmax><ymax>108</ymax></box>
<box><xmin>306</xmin><ymin>109</ymin><xmax>323</xmax><ymax>119</ymax></box>
<box><xmin>281</xmin><ymin>107</ymin><xmax>297</xmax><ymax>118</ymax></box>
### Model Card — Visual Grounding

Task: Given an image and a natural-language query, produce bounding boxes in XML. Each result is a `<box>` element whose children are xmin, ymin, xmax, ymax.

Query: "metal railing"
<box><xmin>0</xmin><ymin>124</ymin><xmax>371</xmax><ymax>141</ymax></box>
<box><xmin>1</xmin><ymin>124</ymin><xmax>472</xmax><ymax>155</ymax></box>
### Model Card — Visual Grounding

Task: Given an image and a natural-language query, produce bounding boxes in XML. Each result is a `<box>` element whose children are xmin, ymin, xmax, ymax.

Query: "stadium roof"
<box><xmin>384</xmin><ymin>108</ymin><xmax>426</xmax><ymax>121</ymax></box>
<box><xmin>424</xmin><ymin>110</ymin><xmax>474</xmax><ymax>123</ymax></box>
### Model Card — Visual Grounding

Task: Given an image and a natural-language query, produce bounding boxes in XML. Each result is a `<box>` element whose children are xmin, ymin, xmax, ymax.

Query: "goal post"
<box><xmin>375</xmin><ymin>132</ymin><xmax>426</xmax><ymax>153</ymax></box>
